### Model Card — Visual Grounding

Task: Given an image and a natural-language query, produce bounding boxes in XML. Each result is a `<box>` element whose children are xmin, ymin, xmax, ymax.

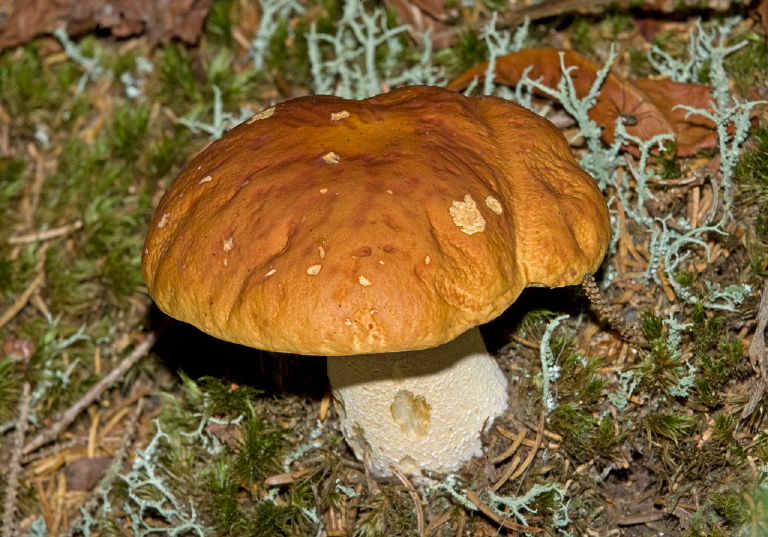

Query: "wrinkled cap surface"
<box><xmin>142</xmin><ymin>86</ymin><xmax>610</xmax><ymax>355</ymax></box>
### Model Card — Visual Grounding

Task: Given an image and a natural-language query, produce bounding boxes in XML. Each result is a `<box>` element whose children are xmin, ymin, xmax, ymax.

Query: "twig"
<box><xmin>582</xmin><ymin>272</ymin><xmax>644</xmax><ymax>342</ymax></box>
<box><xmin>617</xmin><ymin>511</ymin><xmax>666</xmax><ymax>525</ymax></box>
<box><xmin>8</xmin><ymin>220</ymin><xmax>83</xmax><ymax>244</ymax></box>
<box><xmin>423</xmin><ymin>509</ymin><xmax>451</xmax><ymax>537</ymax></box>
<box><xmin>465</xmin><ymin>490</ymin><xmax>542</xmax><ymax>533</ymax></box>
<box><xmin>0</xmin><ymin>244</ymin><xmax>49</xmax><ymax>330</ymax></box>
<box><xmin>2</xmin><ymin>382</ymin><xmax>31</xmax><ymax>537</ymax></box>
<box><xmin>62</xmin><ymin>397</ymin><xmax>146</xmax><ymax>537</ymax></box>
<box><xmin>748</xmin><ymin>284</ymin><xmax>768</xmax><ymax>381</ymax></box>
<box><xmin>391</xmin><ymin>466</ymin><xmax>425</xmax><ymax>537</ymax></box>
<box><xmin>23</xmin><ymin>332</ymin><xmax>157</xmax><ymax>455</ymax></box>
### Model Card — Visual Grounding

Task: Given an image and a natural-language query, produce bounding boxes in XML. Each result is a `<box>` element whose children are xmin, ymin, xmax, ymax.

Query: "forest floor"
<box><xmin>1</xmin><ymin>1</ymin><xmax>767</xmax><ymax>536</ymax></box>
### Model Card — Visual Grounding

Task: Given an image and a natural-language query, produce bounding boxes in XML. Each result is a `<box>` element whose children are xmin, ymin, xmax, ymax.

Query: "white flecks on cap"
<box><xmin>247</xmin><ymin>107</ymin><xmax>275</xmax><ymax>123</ymax></box>
<box><xmin>158</xmin><ymin>213</ymin><xmax>171</xmax><ymax>229</ymax></box>
<box><xmin>319</xmin><ymin>245</ymin><xmax>326</xmax><ymax>258</ymax></box>
<box><xmin>485</xmin><ymin>196</ymin><xmax>503</xmax><ymax>215</ymax></box>
<box><xmin>359</xmin><ymin>275</ymin><xmax>372</xmax><ymax>287</ymax></box>
<box><xmin>320</xmin><ymin>188</ymin><xmax>328</xmax><ymax>194</ymax></box>
<box><xmin>223</xmin><ymin>258</ymin><xmax>228</xmax><ymax>266</ymax></box>
<box><xmin>265</xmin><ymin>269</ymin><xmax>276</xmax><ymax>277</ymax></box>
<box><xmin>449</xmin><ymin>194</ymin><xmax>486</xmax><ymax>235</ymax></box>
<box><xmin>322</xmin><ymin>152</ymin><xmax>341</xmax><ymax>164</ymax></box>
<box><xmin>198</xmin><ymin>175</ymin><xmax>213</xmax><ymax>184</ymax></box>
<box><xmin>307</xmin><ymin>264</ymin><xmax>322</xmax><ymax>275</ymax></box>
<box><xmin>331</xmin><ymin>111</ymin><xmax>350</xmax><ymax>120</ymax></box>
<box><xmin>223</xmin><ymin>237</ymin><xmax>234</xmax><ymax>252</ymax></box>
<box><xmin>425</xmin><ymin>255</ymin><xmax>431</xmax><ymax>265</ymax></box>
<box><xmin>387</xmin><ymin>190</ymin><xmax>393</xmax><ymax>195</ymax></box>
<box><xmin>344</xmin><ymin>318</ymin><xmax>353</xmax><ymax>326</ymax></box>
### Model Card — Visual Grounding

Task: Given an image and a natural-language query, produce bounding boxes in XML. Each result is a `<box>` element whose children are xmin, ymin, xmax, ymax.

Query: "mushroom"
<box><xmin>141</xmin><ymin>86</ymin><xmax>610</xmax><ymax>476</ymax></box>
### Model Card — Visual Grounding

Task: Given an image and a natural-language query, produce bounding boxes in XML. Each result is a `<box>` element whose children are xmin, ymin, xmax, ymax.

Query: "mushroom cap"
<box><xmin>142</xmin><ymin>86</ymin><xmax>610</xmax><ymax>356</ymax></box>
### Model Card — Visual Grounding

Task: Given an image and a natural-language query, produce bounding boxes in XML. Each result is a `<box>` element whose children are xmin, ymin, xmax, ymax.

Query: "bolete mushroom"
<box><xmin>141</xmin><ymin>86</ymin><xmax>610</xmax><ymax>476</ymax></box>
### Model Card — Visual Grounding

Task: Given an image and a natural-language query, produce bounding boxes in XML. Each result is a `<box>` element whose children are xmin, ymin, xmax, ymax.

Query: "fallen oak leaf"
<box><xmin>446</xmin><ymin>48</ymin><xmax>720</xmax><ymax>156</ymax></box>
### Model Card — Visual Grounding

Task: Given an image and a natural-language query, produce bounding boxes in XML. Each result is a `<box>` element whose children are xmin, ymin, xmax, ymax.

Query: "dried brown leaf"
<box><xmin>447</xmin><ymin>49</ymin><xmax>720</xmax><ymax>156</ymax></box>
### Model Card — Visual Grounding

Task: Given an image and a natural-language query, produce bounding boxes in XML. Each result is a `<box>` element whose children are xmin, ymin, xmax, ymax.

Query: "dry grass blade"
<box><xmin>391</xmin><ymin>466</ymin><xmax>425</xmax><ymax>536</ymax></box>
<box><xmin>62</xmin><ymin>396</ymin><xmax>146</xmax><ymax>537</ymax></box>
<box><xmin>492</xmin><ymin>427</ymin><xmax>526</xmax><ymax>464</ymax></box>
<box><xmin>2</xmin><ymin>382</ymin><xmax>31</xmax><ymax>537</ymax></box>
<box><xmin>23</xmin><ymin>332</ymin><xmax>157</xmax><ymax>455</ymax></box>
<box><xmin>507</xmin><ymin>412</ymin><xmax>545</xmax><ymax>483</ymax></box>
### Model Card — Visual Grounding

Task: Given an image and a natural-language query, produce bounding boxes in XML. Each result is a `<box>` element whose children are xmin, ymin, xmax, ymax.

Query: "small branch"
<box><xmin>8</xmin><ymin>220</ymin><xmax>83</xmax><ymax>245</ymax></box>
<box><xmin>465</xmin><ymin>490</ymin><xmax>542</xmax><ymax>533</ymax></box>
<box><xmin>748</xmin><ymin>284</ymin><xmax>768</xmax><ymax>381</ymax></box>
<box><xmin>0</xmin><ymin>244</ymin><xmax>49</xmax><ymax>330</ymax></box>
<box><xmin>23</xmin><ymin>332</ymin><xmax>156</xmax><ymax>455</ymax></box>
<box><xmin>582</xmin><ymin>272</ymin><xmax>644</xmax><ymax>342</ymax></box>
<box><xmin>391</xmin><ymin>467</ymin><xmax>425</xmax><ymax>537</ymax></box>
<box><xmin>2</xmin><ymin>382</ymin><xmax>31</xmax><ymax>537</ymax></box>
<box><xmin>62</xmin><ymin>397</ymin><xmax>146</xmax><ymax>537</ymax></box>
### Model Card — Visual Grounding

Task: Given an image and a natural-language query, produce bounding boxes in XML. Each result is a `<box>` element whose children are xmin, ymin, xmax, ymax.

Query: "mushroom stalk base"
<box><xmin>326</xmin><ymin>327</ymin><xmax>508</xmax><ymax>477</ymax></box>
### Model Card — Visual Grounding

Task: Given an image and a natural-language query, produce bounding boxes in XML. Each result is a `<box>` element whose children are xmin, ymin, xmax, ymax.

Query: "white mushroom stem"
<box><xmin>326</xmin><ymin>327</ymin><xmax>508</xmax><ymax>477</ymax></box>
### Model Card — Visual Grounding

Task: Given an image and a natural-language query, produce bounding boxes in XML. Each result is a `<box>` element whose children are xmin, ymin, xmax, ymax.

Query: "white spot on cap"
<box><xmin>320</xmin><ymin>188</ymin><xmax>328</xmax><ymax>194</ymax></box>
<box><xmin>265</xmin><ymin>269</ymin><xmax>276</xmax><ymax>277</ymax></box>
<box><xmin>379</xmin><ymin>260</ymin><xmax>385</xmax><ymax>265</ymax></box>
<box><xmin>318</xmin><ymin>245</ymin><xmax>326</xmax><ymax>258</ymax></box>
<box><xmin>449</xmin><ymin>194</ymin><xmax>486</xmax><ymax>235</ymax></box>
<box><xmin>158</xmin><ymin>213</ymin><xmax>171</xmax><ymax>229</ymax></box>
<box><xmin>331</xmin><ymin>111</ymin><xmax>350</xmax><ymax>120</ymax></box>
<box><xmin>223</xmin><ymin>237</ymin><xmax>234</xmax><ymax>252</ymax></box>
<box><xmin>307</xmin><ymin>264</ymin><xmax>322</xmax><ymax>275</ymax></box>
<box><xmin>199</xmin><ymin>175</ymin><xmax>213</xmax><ymax>184</ymax></box>
<box><xmin>144</xmin><ymin>248</ymin><xmax>149</xmax><ymax>254</ymax></box>
<box><xmin>387</xmin><ymin>190</ymin><xmax>393</xmax><ymax>195</ymax></box>
<box><xmin>344</xmin><ymin>319</ymin><xmax>353</xmax><ymax>326</ymax></box>
<box><xmin>370</xmin><ymin>309</ymin><xmax>377</xmax><ymax>314</ymax></box>
<box><xmin>425</xmin><ymin>255</ymin><xmax>431</xmax><ymax>265</ymax></box>
<box><xmin>247</xmin><ymin>107</ymin><xmax>274</xmax><ymax>123</ymax></box>
<box><xmin>322</xmin><ymin>152</ymin><xmax>340</xmax><ymax>164</ymax></box>
<box><xmin>485</xmin><ymin>196</ymin><xmax>503</xmax><ymax>215</ymax></box>
<box><xmin>359</xmin><ymin>275</ymin><xmax>372</xmax><ymax>286</ymax></box>
<box><xmin>223</xmin><ymin>258</ymin><xmax>228</xmax><ymax>266</ymax></box>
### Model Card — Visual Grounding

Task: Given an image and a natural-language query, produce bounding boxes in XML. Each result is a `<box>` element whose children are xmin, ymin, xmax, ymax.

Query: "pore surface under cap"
<box><xmin>142</xmin><ymin>86</ymin><xmax>610</xmax><ymax>355</ymax></box>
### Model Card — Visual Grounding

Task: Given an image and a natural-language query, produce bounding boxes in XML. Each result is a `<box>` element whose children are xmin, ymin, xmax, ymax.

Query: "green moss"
<box><xmin>736</xmin><ymin>126</ymin><xmax>768</xmax><ymax>198</ymax></box>
<box><xmin>205</xmin><ymin>0</ymin><xmax>235</xmax><ymax>47</ymax></box>
<box><xmin>725</xmin><ymin>30</ymin><xmax>768</xmax><ymax>98</ymax></box>
<box><xmin>0</xmin><ymin>357</ymin><xmax>23</xmax><ymax>424</ymax></box>
<box><xmin>354</xmin><ymin>483</ymin><xmax>414</xmax><ymax>537</ymax></box>
<box><xmin>0</xmin><ymin>46</ymin><xmax>58</xmax><ymax>118</ymax></box>
<box><xmin>711</xmin><ymin>489</ymin><xmax>745</xmax><ymax>527</ymax></box>
<box><xmin>434</xmin><ymin>28</ymin><xmax>489</xmax><ymax>77</ymax></box>
<box><xmin>643</xmin><ymin>413</ymin><xmax>695</xmax><ymax>444</ymax></box>
<box><xmin>106</xmin><ymin>103</ymin><xmax>151</xmax><ymax>161</ymax></box>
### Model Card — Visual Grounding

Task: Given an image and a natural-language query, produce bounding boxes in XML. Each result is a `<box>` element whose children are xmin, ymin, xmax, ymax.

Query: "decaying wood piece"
<box><xmin>0</xmin><ymin>0</ymin><xmax>214</xmax><ymax>51</ymax></box>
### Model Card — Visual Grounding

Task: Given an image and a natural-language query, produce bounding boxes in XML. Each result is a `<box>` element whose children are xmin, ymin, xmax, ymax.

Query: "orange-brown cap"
<box><xmin>142</xmin><ymin>86</ymin><xmax>610</xmax><ymax>356</ymax></box>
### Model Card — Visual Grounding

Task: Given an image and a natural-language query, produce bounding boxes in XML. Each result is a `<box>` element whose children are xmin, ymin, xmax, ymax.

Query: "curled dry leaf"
<box><xmin>446</xmin><ymin>48</ymin><xmax>721</xmax><ymax>156</ymax></box>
